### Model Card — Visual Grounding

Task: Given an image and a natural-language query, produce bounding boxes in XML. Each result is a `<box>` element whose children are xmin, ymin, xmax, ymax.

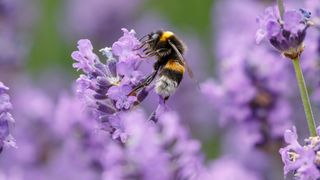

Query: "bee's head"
<box><xmin>146</xmin><ymin>30</ymin><xmax>176</xmax><ymax>50</ymax></box>
<box><xmin>138</xmin><ymin>30</ymin><xmax>185</xmax><ymax>57</ymax></box>
<box><xmin>143</xmin><ymin>31</ymin><xmax>161</xmax><ymax>50</ymax></box>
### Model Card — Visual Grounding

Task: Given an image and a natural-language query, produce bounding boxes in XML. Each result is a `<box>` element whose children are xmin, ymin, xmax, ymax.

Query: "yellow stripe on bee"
<box><xmin>164</xmin><ymin>60</ymin><xmax>185</xmax><ymax>73</ymax></box>
<box><xmin>160</xmin><ymin>31</ymin><xmax>174</xmax><ymax>42</ymax></box>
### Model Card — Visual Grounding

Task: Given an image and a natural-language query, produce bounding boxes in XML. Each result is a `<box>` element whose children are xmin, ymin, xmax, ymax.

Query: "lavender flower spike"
<box><xmin>279</xmin><ymin>126</ymin><xmax>320</xmax><ymax>179</ymax></box>
<box><xmin>0</xmin><ymin>82</ymin><xmax>16</xmax><ymax>153</ymax></box>
<box><xmin>71</xmin><ymin>28</ymin><xmax>160</xmax><ymax>142</ymax></box>
<box><xmin>101</xmin><ymin>110</ymin><xmax>204</xmax><ymax>180</ymax></box>
<box><xmin>256</xmin><ymin>6</ymin><xmax>313</xmax><ymax>59</ymax></box>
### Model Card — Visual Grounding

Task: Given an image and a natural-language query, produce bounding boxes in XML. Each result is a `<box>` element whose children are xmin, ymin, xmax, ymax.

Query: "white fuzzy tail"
<box><xmin>155</xmin><ymin>76</ymin><xmax>178</xmax><ymax>98</ymax></box>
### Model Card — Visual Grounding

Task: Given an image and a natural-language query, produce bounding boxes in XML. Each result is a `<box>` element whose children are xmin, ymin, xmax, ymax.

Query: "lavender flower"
<box><xmin>0</xmin><ymin>87</ymin><xmax>105</xmax><ymax>180</ymax></box>
<box><xmin>0</xmin><ymin>82</ymin><xmax>16</xmax><ymax>153</ymax></box>
<box><xmin>53</xmin><ymin>93</ymin><xmax>204</xmax><ymax>179</ymax></box>
<box><xmin>101</xmin><ymin>110</ymin><xmax>204</xmax><ymax>180</ymax></box>
<box><xmin>208</xmin><ymin>2</ymin><xmax>297</xmax><ymax>179</ymax></box>
<box><xmin>256</xmin><ymin>5</ymin><xmax>312</xmax><ymax>59</ymax></box>
<box><xmin>201</xmin><ymin>46</ymin><xmax>292</xmax><ymax>147</ymax></box>
<box><xmin>71</xmin><ymin>28</ymin><xmax>168</xmax><ymax>142</ymax></box>
<box><xmin>279</xmin><ymin>126</ymin><xmax>320</xmax><ymax>179</ymax></box>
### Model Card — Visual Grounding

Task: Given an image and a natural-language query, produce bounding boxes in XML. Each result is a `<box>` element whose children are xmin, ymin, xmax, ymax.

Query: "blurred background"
<box><xmin>1</xmin><ymin>0</ymin><xmax>319</xmax><ymax>179</ymax></box>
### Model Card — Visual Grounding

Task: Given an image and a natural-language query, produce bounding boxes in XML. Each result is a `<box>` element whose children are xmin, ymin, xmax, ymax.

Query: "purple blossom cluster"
<box><xmin>255</xmin><ymin>1</ymin><xmax>320</xmax><ymax>180</ymax></box>
<box><xmin>0</xmin><ymin>80</ymin><xmax>258</xmax><ymax>179</ymax></box>
<box><xmin>201</xmin><ymin>46</ymin><xmax>292</xmax><ymax>142</ymax></box>
<box><xmin>71</xmin><ymin>28</ymin><xmax>154</xmax><ymax>142</ymax></box>
<box><xmin>101</xmin><ymin>110</ymin><xmax>204</xmax><ymax>179</ymax></box>
<box><xmin>279</xmin><ymin>127</ymin><xmax>320</xmax><ymax>179</ymax></box>
<box><xmin>0</xmin><ymin>82</ymin><xmax>16</xmax><ymax>153</ymax></box>
<box><xmin>201</xmin><ymin>1</ymin><xmax>320</xmax><ymax>179</ymax></box>
<box><xmin>256</xmin><ymin>5</ymin><xmax>312</xmax><ymax>59</ymax></box>
<box><xmin>0</xmin><ymin>88</ymin><xmax>106</xmax><ymax>179</ymax></box>
<box><xmin>203</xmin><ymin>0</ymin><xmax>292</xmax><ymax>150</ymax></box>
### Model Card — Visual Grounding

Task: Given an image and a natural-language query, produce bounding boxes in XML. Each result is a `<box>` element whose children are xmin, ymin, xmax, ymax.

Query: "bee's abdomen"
<box><xmin>155</xmin><ymin>60</ymin><xmax>184</xmax><ymax>98</ymax></box>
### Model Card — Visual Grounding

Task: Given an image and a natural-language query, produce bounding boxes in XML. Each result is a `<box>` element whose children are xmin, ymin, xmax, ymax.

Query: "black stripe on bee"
<box><xmin>160</xmin><ymin>68</ymin><xmax>184</xmax><ymax>85</ymax></box>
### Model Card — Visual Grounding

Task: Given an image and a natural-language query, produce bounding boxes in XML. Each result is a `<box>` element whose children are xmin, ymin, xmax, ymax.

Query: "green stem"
<box><xmin>277</xmin><ymin>0</ymin><xmax>284</xmax><ymax>20</ymax></box>
<box><xmin>292</xmin><ymin>58</ymin><xmax>317</xmax><ymax>136</ymax></box>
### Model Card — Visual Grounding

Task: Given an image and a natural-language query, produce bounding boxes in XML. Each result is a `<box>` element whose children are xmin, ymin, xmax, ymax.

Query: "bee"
<box><xmin>129</xmin><ymin>30</ymin><xmax>197</xmax><ymax>101</ymax></box>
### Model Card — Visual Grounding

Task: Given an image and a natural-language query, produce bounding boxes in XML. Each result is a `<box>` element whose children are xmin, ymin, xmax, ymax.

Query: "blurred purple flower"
<box><xmin>201</xmin><ymin>46</ymin><xmax>292</xmax><ymax>145</ymax></box>
<box><xmin>0</xmin><ymin>87</ymin><xmax>105</xmax><ymax>179</ymax></box>
<box><xmin>221</xmin><ymin>124</ymin><xmax>271</xmax><ymax>174</ymax></box>
<box><xmin>256</xmin><ymin>5</ymin><xmax>312</xmax><ymax>59</ymax></box>
<box><xmin>208</xmin><ymin>2</ymin><xmax>297</xmax><ymax>179</ymax></box>
<box><xmin>101</xmin><ymin>110</ymin><xmax>204</xmax><ymax>180</ymax></box>
<box><xmin>0</xmin><ymin>82</ymin><xmax>16</xmax><ymax>153</ymax></box>
<box><xmin>279</xmin><ymin>126</ymin><xmax>320</xmax><ymax>179</ymax></box>
<box><xmin>199</xmin><ymin>157</ymin><xmax>261</xmax><ymax>180</ymax></box>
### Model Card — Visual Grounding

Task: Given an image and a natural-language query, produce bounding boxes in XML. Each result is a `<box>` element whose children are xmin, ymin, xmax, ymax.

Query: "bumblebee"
<box><xmin>129</xmin><ymin>30</ymin><xmax>196</xmax><ymax>101</ymax></box>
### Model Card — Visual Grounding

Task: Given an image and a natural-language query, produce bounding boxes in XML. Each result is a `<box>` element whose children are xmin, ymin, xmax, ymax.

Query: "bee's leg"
<box><xmin>138</xmin><ymin>34</ymin><xmax>148</xmax><ymax>41</ymax></box>
<box><xmin>137</xmin><ymin>53</ymin><xmax>150</xmax><ymax>58</ymax></box>
<box><xmin>133</xmin><ymin>43</ymin><xmax>147</xmax><ymax>50</ymax></box>
<box><xmin>137</xmin><ymin>85</ymin><xmax>154</xmax><ymax>103</ymax></box>
<box><xmin>133</xmin><ymin>84</ymin><xmax>155</xmax><ymax>106</ymax></box>
<box><xmin>128</xmin><ymin>70</ymin><xmax>158</xmax><ymax>96</ymax></box>
<box><xmin>154</xmin><ymin>48</ymin><xmax>170</xmax><ymax>56</ymax></box>
<box><xmin>137</xmin><ymin>51</ymin><xmax>157</xmax><ymax>58</ymax></box>
<box><xmin>133</xmin><ymin>38</ymin><xmax>153</xmax><ymax>50</ymax></box>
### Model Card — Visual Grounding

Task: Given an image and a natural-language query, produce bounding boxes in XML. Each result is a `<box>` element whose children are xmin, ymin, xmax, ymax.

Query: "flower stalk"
<box><xmin>274</xmin><ymin>0</ymin><xmax>317</xmax><ymax>136</ymax></box>
<box><xmin>292</xmin><ymin>58</ymin><xmax>317</xmax><ymax>136</ymax></box>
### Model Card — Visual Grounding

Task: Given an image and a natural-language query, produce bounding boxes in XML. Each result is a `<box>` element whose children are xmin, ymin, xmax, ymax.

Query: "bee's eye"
<box><xmin>151</xmin><ymin>34</ymin><xmax>159</xmax><ymax>40</ymax></box>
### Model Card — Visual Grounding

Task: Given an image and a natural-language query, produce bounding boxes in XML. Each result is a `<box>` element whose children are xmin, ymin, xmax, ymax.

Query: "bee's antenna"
<box><xmin>139</xmin><ymin>34</ymin><xmax>149</xmax><ymax>41</ymax></box>
<box><xmin>133</xmin><ymin>39</ymin><xmax>155</xmax><ymax>51</ymax></box>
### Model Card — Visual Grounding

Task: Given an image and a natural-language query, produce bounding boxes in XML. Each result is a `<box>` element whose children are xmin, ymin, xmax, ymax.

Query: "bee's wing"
<box><xmin>168</xmin><ymin>40</ymin><xmax>200</xmax><ymax>89</ymax></box>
